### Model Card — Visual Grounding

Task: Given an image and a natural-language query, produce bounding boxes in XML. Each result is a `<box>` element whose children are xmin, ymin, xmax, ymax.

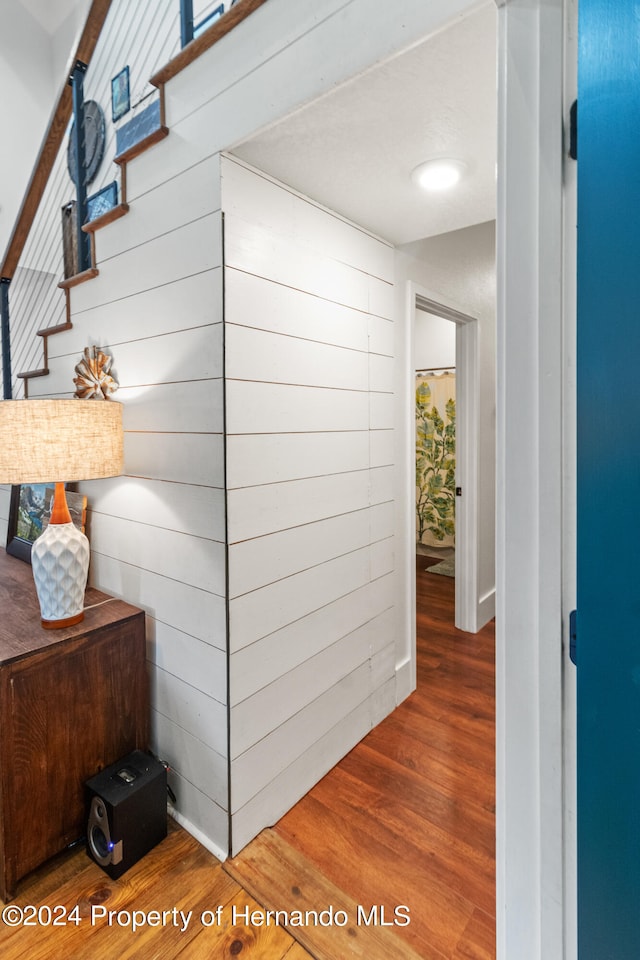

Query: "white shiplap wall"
<box><xmin>221</xmin><ymin>155</ymin><xmax>397</xmax><ymax>853</ymax></box>
<box><xmin>27</xmin><ymin>153</ymin><xmax>229</xmax><ymax>858</ymax></box>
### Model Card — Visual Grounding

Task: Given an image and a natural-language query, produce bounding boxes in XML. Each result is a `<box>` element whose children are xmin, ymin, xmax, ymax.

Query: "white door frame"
<box><xmin>495</xmin><ymin>1</ymin><xmax>568</xmax><ymax>958</ymax></box>
<box><xmin>402</xmin><ymin>4</ymin><xmax>570</xmax><ymax>958</ymax></box>
<box><xmin>409</xmin><ymin>286</ymin><xmax>481</xmax><ymax>636</ymax></box>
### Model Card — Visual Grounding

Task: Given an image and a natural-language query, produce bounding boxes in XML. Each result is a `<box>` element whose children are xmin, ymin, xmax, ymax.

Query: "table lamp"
<box><xmin>0</xmin><ymin>399</ymin><xmax>123</xmax><ymax>628</ymax></box>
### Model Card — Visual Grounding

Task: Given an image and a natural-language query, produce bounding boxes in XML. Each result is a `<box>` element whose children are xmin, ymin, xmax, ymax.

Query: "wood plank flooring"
<box><xmin>225</xmin><ymin>829</ymin><xmax>425</xmax><ymax>960</ymax></box>
<box><xmin>0</xmin><ymin>557</ymin><xmax>494</xmax><ymax>959</ymax></box>
<box><xmin>231</xmin><ymin>555</ymin><xmax>495</xmax><ymax>960</ymax></box>
<box><xmin>0</xmin><ymin>819</ymin><xmax>312</xmax><ymax>960</ymax></box>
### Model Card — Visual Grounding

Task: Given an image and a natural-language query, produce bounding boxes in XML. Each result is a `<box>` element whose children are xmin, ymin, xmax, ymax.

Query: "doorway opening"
<box><xmin>409</xmin><ymin>287</ymin><xmax>481</xmax><ymax>644</ymax></box>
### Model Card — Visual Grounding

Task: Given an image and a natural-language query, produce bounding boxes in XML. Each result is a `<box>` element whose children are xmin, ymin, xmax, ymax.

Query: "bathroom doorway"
<box><xmin>411</xmin><ymin>287</ymin><xmax>481</xmax><ymax>635</ymax></box>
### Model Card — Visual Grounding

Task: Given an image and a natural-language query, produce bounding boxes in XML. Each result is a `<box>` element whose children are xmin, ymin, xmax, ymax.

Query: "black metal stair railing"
<box><xmin>181</xmin><ymin>0</ymin><xmax>237</xmax><ymax>47</ymax></box>
<box><xmin>69</xmin><ymin>62</ymin><xmax>92</xmax><ymax>277</ymax></box>
<box><xmin>1</xmin><ymin>280</ymin><xmax>11</xmax><ymax>400</ymax></box>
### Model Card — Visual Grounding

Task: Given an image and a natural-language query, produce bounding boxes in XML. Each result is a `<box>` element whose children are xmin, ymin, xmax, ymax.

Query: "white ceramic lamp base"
<box><xmin>31</xmin><ymin>521</ymin><xmax>90</xmax><ymax>628</ymax></box>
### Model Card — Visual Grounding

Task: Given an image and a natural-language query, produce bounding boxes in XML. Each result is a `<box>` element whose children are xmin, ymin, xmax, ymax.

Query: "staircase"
<box><xmin>17</xmin><ymin>86</ymin><xmax>169</xmax><ymax>396</ymax></box>
<box><xmin>5</xmin><ymin>0</ymin><xmax>268</xmax><ymax>399</ymax></box>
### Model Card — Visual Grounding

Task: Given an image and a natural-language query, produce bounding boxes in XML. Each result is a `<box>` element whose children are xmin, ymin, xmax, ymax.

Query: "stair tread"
<box><xmin>37</xmin><ymin>322</ymin><xmax>72</xmax><ymax>338</ymax></box>
<box><xmin>17</xmin><ymin>368</ymin><xmax>49</xmax><ymax>380</ymax></box>
<box><xmin>82</xmin><ymin>203</ymin><xmax>129</xmax><ymax>234</ymax></box>
<box><xmin>150</xmin><ymin>0</ymin><xmax>269</xmax><ymax>87</ymax></box>
<box><xmin>58</xmin><ymin>267</ymin><xmax>99</xmax><ymax>290</ymax></box>
<box><xmin>115</xmin><ymin>126</ymin><xmax>169</xmax><ymax>166</ymax></box>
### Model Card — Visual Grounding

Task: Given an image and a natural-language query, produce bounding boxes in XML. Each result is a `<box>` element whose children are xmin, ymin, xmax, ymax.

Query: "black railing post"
<box><xmin>181</xmin><ymin>0</ymin><xmax>194</xmax><ymax>46</ymax></box>
<box><xmin>1</xmin><ymin>278</ymin><xmax>12</xmax><ymax>399</ymax></box>
<box><xmin>69</xmin><ymin>60</ymin><xmax>91</xmax><ymax>274</ymax></box>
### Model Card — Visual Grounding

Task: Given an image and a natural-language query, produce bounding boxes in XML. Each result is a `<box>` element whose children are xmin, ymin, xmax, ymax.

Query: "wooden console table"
<box><xmin>0</xmin><ymin>549</ymin><xmax>148</xmax><ymax>901</ymax></box>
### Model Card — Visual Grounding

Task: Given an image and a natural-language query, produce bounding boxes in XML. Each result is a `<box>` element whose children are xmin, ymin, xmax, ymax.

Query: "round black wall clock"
<box><xmin>67</xmin><ymin>100</ymin><xmax>106</xmax><ymax>186</ymax></box>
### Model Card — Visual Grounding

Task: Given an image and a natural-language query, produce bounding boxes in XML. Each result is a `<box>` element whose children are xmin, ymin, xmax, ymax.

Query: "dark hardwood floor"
<box><xmin>267</xmin><ymin>555</ymin><xmax>496</xmax><ymax>960</ymax></box>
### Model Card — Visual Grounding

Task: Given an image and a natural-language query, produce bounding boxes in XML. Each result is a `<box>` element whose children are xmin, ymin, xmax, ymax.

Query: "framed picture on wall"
<box><xmin>194</xmin><ymin>3</ymin><xmax>225</xmax><ymax>37</ymax></box>
<box><xmin>111</xmin><ymin>65</ymin><xmax>130</xmax><ymax>122</ymax></box>
<box><xmin>6</xmin><ymin>484</ymin><xmax>88</xmax><ymax>563</ymax></box>
<box><xmin>86</xmin><ymin>181</ymin><xmax>118</xmax><ymax>223</ymax></box>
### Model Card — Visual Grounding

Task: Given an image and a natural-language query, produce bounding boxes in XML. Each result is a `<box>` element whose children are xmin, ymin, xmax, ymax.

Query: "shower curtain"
<box><xmin>415</xmin><ymin>370</ymin><xmax>456</xmax><ymax>549</ymax></box>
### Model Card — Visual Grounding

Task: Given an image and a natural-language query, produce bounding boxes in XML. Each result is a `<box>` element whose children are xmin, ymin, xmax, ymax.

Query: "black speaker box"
<box><xmin>85</xmin><ymin>750</ymin><xmax>167</xmax><ymax>879</ymax></box>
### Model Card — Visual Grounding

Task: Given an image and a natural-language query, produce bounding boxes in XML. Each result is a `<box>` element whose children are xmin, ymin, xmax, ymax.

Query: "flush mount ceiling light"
<box><xmin>411</xmin><ymin>158</ymin><xmax>466</xmax><ymax>192</ymax></box>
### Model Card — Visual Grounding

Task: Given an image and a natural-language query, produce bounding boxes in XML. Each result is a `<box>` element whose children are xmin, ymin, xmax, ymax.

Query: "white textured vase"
<box><xmin>31</xmin><ymin>521</ymin><xmax>90</xmax><ymax>627</ymax></box>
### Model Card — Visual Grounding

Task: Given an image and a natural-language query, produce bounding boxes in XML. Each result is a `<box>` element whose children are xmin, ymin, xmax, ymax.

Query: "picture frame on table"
<box><xmin>6</xmin><ymin>484</ymin><xmax>88</xmax><ymax>564</ymax></box>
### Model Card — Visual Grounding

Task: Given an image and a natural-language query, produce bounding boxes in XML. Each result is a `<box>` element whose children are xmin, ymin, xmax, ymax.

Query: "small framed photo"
<box><xmin>86</xmin><ymin>181</ymin><xmax>118</xmax><ymax>223</ymax></box>
<box><xmin>6</xmin><ymin>484</ymin><xmax>88</xmax><ymax>564</ymax></box>
<box><xmin>111</xmin><ymin>65</ymin><xmax>130</xmax><ymax>122</ymax></box>
<box><xmin>194</xmin><ymin>3</ymin><xmax>225</xmax><ymax>37</ymax></box>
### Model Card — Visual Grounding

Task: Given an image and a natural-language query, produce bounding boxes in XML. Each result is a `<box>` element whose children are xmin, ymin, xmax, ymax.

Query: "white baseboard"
<box><xmin>395</xmin><ymin>657</ymin><xmax>415</xmax><ymax>704</ymax></box>
<box><xmin>478</xmin><ymin>587</ymin><xmax>495</xmax><ymax>628</ymax></box>
<box><xmin>168</xmin><ymin>806</ymin><xmax>229</xmax><ymax>864</ymax></box>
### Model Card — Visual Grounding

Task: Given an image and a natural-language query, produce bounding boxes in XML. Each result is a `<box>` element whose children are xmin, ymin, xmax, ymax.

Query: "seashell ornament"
<box><xmin>73</xmin><ymin>346</ymin><xmax>119</xmax><ymax>400</ymax></box>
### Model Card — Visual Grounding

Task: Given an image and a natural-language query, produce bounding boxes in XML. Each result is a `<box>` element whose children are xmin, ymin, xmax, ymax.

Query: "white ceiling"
<box><xmin>232</xmin><ymin>2</ymin><xmax>497</xmax><ymax>247</ymax></box>
<box><xmin>0</xmin><ymin>0</ymin><xmax>90</xmax><ymax>261</ymax></box>
<box><xmin>18</xmin><ymin>0</ymin><xmax>80</xmax><ymax>35</ymax></box>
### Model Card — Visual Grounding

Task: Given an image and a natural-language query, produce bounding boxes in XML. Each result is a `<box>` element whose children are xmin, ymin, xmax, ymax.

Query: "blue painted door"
<box><xmin>578</xmin><ymin>1</ymin><xmax>640</xmax><ymax>956</ymax></box>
